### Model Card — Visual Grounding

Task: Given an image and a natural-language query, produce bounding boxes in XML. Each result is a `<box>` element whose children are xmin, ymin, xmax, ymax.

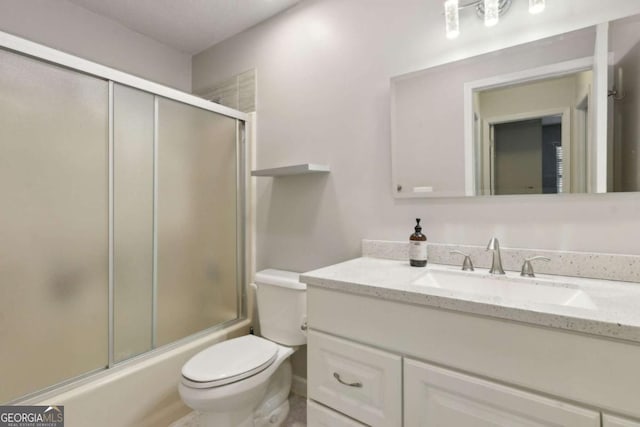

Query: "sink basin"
<box><xmin>412</xmin><ymin>270</ymin><xmax>597</xmax><ymax>310</ymax></box>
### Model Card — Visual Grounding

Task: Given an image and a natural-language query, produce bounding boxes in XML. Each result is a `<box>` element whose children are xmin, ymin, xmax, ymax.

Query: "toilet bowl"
<box><xmin>178</xmin><ymin>269</ymin><xmax>306</xmax><ymax>427</ymax></box>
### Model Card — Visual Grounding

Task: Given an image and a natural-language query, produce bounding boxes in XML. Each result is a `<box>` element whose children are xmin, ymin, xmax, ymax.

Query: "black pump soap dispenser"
<box><xmin>410</xmin><ymin>218</ymin><xmax>427</xmax><ymax>267</ymax></box>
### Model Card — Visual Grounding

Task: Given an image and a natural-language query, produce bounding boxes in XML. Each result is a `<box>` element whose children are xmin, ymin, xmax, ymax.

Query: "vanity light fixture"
<box><xmin>445</xmin><ymin>0</ymin><xmax>460</xmax><ymax>39</ymax></box>
<box><xmin>529</xmin><ymin>0</ymin><xmax>545</xmax><ymax>14</ymax></box>
<box><xmin>444</xmin><ymin>0</ymin><xmax>546</xmax><ymax>39</ymax></box>
<box><xmin>484</xmin><ymin>0</ymin><xmax>500</xmax><ymax>27</ymax></box>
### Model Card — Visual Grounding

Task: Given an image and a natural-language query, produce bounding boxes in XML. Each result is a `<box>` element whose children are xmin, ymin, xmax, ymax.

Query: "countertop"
<box><xmin>300</xmin><ymin>257</ymin><xmax>640</xmax><ymax>343</ymax></box>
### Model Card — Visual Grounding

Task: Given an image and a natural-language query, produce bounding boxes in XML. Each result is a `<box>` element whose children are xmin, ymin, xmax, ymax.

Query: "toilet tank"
<box><xmin>255</xmin><ymin>269</ymin><xmax>307</xmax><ymax>346</ymax></box>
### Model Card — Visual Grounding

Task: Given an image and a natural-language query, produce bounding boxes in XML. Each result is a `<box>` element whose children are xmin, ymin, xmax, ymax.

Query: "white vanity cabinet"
<box><xmin>305</xmin><ymin>285</ymin><xmax>640</xmax><ymax>426</ymax></box>
<box><xmin>404</xmin><ymin>358</ymin><xmax>600</xmax><ymax>427</ymax></box>
<box><xmin>604</xmin><ymin>415</ymin><xmax>640</xmax><ymax>427</ymax></box>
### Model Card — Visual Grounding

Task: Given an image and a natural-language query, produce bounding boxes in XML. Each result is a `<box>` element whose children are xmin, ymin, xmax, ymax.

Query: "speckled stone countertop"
<box><xmin>300</xmin><ymin>257</ymin><xmax>640</xmax><ymax>343</ymax></box>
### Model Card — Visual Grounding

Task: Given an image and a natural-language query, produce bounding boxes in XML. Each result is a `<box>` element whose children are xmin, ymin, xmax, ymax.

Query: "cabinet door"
<box><xmin>308</xmin><ymin>330</ymin><xmax>401</xmax><ymax>426</ymax></box>
<box><xmin>404</xmin><ymin>358</ymin><xmax>600</xmax><ymax>427</ymax></box>
<box><xmin>604</xmin><ymin>414</ymin><xmax>640</xmax><ymax>427</ymax></box>
<box><xmin>307</xmin><ymin>400</ymin><xmax>367</xmax><ymax>427</ymax></box>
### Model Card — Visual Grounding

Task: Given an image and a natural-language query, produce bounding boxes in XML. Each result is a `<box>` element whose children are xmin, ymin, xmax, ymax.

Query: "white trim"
<box><xmin>464</xmin><ymin>56</ymin><xmax>593</xmax><ymax>196</ymax></box>
<box><xmin>464</xmin><ymin>56</ymin><xmax>594</xmax><ymax>93</ymax></box>
<box><xmin>291</xmin><ymin>375</ymin><xmax>308</xmax><ymax>398</ymax></box>
<box><xmin>0</xmin><ymin>30</ymin><xmax>248</xmax><ymax>122</ymax></box>
<box><xmin>108</xmin><ymin>82</ymin><xmax>115</xmax><ymax>368</ymax></box>
<box><xmin>390</xmin><ymin>79</ymin><xmax>400</xmax><ymax>197</ymax></box>
<box><xmin>152</xmin><ymin>96</ymin><xmax>159</xmax><ymax>349</ymax></box>
<box><xmin>593</xmin><ymin>23</ymin><xmax>609</xmax><ymax>193</ymax></box>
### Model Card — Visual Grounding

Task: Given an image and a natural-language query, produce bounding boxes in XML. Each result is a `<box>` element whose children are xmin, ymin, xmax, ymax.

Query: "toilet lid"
<box><xmin>182</xmin><ymin>335</ymin><xmax>278</xmax><ymax>388</ymax></box>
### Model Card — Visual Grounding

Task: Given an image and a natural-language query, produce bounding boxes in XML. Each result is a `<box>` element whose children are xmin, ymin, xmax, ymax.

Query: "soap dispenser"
<box><xmin>410</xmin><ymin>218</ymin><xmax>427</xmax><ymax>267</ymax></box>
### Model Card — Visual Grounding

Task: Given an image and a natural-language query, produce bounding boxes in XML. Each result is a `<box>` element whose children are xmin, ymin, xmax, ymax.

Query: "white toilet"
<box><xmin>179</xmin><ymin>269</ymin><xmax>307</xmax><ymax>427</ymax></box>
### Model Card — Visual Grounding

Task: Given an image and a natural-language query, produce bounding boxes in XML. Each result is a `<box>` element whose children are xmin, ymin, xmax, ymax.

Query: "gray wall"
<box><xmin>0</xmin><ymin>0</ymin><xmax>192</xmax><ymax>91</ymax></box>
<box><xmin>193</xmin><ymin>0</ymin><xmax>640</xmax><ymax>276</ymax></box>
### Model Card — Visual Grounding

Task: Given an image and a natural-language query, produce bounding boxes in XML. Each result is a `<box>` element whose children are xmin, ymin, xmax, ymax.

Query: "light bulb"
<box><xmin>444</xmin><ymin>0</ymin><xmax>460</xmax><ymax>39</ymax></box>
<box><xmin>529</xmin><ymin>0</ymin><xmax>545</xmax><ymax>14</ymax></box>
<box><xmin>484</xmin><ymin>0</ymin><xmax>499</xmax><ymax>27</ymax></box>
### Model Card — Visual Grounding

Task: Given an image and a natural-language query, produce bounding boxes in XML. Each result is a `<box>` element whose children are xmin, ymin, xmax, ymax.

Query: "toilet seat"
<box><xmin>182</xmin><ymin>335</ymin><xmax>278</xmax><ymax>389</ymax></box>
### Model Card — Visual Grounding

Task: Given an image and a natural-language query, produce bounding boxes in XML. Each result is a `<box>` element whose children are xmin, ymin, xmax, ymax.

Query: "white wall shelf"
<box><xmin>251</xmin><ymin>163</ymin><xmax>330</xmax><ymax>177</ymax></box>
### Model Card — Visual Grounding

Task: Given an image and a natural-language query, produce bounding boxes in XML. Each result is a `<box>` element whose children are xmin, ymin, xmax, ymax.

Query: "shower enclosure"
<box><xmin>0</xmin><ymin>36</ymin><xmax>247</xmax><ymax>403</ymax></box>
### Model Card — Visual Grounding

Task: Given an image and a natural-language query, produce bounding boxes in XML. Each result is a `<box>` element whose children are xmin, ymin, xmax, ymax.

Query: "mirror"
<box><xmin>391</xmin><ymin>13</ymin><xmax>640</xmax><ymax>198</ymax></box>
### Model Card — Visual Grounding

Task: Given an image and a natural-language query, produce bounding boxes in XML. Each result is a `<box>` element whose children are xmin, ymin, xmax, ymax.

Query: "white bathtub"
<box><xmin>23</xmin><ymin>319</ymin><xmax>251</xmax><ymax>427</ymax></box>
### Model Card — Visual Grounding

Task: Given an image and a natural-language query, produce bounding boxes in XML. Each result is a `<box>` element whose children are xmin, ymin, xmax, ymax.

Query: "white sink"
<box><xmin>412</xmin><ymin>270</ymin><xmax>597</xmax><ymax>310</ymax></box>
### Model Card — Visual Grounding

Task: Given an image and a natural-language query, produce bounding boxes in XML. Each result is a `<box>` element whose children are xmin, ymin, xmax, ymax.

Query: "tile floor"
<box><xmin>283</xmin><ymin>394</ymin><xmax>307</xmax><ymax>426</ymax></box>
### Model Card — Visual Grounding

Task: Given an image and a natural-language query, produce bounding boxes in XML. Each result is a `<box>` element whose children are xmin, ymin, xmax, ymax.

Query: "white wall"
<box><xmin>193</xmin><ymin>0</ymin><xmax>640</xmax><ymax>275</ymax></box>
<box><xmin>0</xmin><ymin>0</ymin><xmax>192</xmax><ymax>91</ymax></box>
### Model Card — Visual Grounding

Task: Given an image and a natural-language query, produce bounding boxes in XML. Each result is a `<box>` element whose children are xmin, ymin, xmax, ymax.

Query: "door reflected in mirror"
<box><xmin>474</xmin><ymin>71</ymin><xmax>592</xmax><ymax>195</ymax></box>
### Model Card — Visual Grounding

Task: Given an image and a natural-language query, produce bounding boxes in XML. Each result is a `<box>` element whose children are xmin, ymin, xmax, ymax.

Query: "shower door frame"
<box><xmin>0</xmin><ymin>30</ymin><xmax>249</xmax><ymax>402</ymax></box>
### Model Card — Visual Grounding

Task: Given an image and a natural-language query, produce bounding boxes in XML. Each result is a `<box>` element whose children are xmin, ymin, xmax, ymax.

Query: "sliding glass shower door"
<box><xmin>0</xmin><ymin>48</ymin><xmax>245</xmax><ymax>403</ymax></box>
<box><xmin>0</xmin><ymin>48</ymin><xmax>109</xmax><ymax>402</ymax></box>
<box><xmin>113</xmin><ymin>84</ymin><xmax>155</xmax><ymax>362</ymax></box>
<box><xmin>156</xmin><ymin>98</ymin><xmax>239</xmax><ymax>346</ymax></box>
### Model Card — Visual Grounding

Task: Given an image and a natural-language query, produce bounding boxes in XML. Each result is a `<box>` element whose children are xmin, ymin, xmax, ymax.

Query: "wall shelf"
<box><xmin>251</xmin><ymin>163</ymin><xmax>330</xmax><ymax>177</ymax></box>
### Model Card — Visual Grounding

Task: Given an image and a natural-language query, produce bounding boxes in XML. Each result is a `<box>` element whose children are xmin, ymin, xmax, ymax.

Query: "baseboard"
<box><xmin>291</xmin><ymin>375</ymin><xmax>307</xmax><ymax>398</ymax></box>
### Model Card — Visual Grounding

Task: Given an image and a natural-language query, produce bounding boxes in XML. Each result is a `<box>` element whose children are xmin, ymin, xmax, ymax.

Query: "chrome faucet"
<box><xmin>450</xmin><ymin>250</ymin><xmax>474</xmax><ymax>271</ymax></box>
<box><xmin>520</xmin><ymin>256</ymin><xmax>551</xmax><ymax>277</ymax></box>
<box><xmin>486</xmin><ymin>237</ymin><xmax>505</xmax><ymax>275</ymax></box>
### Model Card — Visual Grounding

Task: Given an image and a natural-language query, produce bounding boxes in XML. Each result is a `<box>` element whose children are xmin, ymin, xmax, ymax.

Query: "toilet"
<box><xmin>179</xmin><ymin>269</ymin><xmax>307</xmax><ymax>427</ymax></box>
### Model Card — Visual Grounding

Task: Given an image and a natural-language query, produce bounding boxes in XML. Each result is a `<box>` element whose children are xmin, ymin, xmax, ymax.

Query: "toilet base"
<box><xmin>254</xmin><ymin>400</ymin><xmax>289</xmax><ymax>427</ymax></box>
<box><xmin>189</xmin><ymin>358</ymin><xmax>293</xmax><ymax>427</ymax></box>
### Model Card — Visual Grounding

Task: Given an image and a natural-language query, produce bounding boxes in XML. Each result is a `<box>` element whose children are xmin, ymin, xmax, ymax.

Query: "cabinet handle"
<box><xmin>333</xmin><ymin>372</ymin><xmax>362</xmax><ymax>388</ymax></box>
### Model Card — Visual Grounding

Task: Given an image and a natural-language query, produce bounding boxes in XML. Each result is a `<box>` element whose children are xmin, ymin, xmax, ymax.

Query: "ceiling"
<box><xmin>67</xmin><ymin>0</ymin><xmax>301</xmax><ymax>54</ymax></box>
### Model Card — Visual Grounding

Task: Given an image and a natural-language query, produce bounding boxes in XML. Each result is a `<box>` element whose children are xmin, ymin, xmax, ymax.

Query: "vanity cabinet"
<box><xmin>404</xmin><ymin>358</ymin><xmax>599</xmax><ymax>426</ymax></box>
<box><xmin>306</xmin><ymin>285</ymin><xmax>640</xmax><ymax>426</ymax></box>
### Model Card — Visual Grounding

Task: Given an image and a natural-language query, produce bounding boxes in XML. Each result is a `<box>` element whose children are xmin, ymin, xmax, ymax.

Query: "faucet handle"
<box><xmin>450</xmin><ymin>250</ymin><xmax>474</xmax><ymax>271</ymax></box>
<box><xmin>486</xmin><ymin>237</ymin><xmax>500</xmax><ymax>251</ymax></box>
<box><xmin>520</xmin><ymin>256</ymin><xmax>551</xmax><ymax>277</ymax></box>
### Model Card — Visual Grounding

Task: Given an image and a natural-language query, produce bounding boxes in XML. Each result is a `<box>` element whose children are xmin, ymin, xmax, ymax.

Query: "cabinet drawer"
<box><xmin>308</xmin><ymin>400</ymin><xmax>367</xmax><ymax>426</ymax></box>
<box><xmin>308</xmin><ymin>330</ymin><xmax>401</xmax><ymax>426</ymax></box>
<box><xmin>404</xmin><ymin>358</ymin><xmax>600</xmax><ymax>427</ymax></box>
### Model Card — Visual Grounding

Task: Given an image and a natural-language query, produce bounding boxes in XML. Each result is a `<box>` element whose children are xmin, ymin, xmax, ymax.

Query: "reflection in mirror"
<box><xmin>473</xmin><ymin>71</ymin><xmax>593</xmax><ymax>195</ymax></box>
<box><xmin>391</xmin><ymin>12</ymin><xmax>640</xmax><ymax>198</ymax></box>
<box><xmin>611</xmin><ymin>14</ymin><xmax>640</xmax><ymax>192</ymax></box>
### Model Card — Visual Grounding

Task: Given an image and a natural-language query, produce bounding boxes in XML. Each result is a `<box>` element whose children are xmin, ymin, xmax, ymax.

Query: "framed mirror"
<box><xmin>391</xmin><ymin>13</ymin><xmax>640</xmax><ymax>198</ymax></box>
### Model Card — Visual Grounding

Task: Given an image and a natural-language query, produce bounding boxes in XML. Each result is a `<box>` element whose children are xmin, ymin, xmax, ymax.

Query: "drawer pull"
<box><xmin>333</xmin><ymin>372</ymin><xmax>363</xmax><ymax>388</ymax></box>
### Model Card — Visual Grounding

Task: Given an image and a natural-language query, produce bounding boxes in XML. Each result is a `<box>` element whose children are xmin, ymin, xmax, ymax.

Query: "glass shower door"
<box><xmin>113</xmin><ymin>84</ymin><xmax>155</xmax><ymax>362</ymax></box>
<box><xmin>156</xmin><ymin>98</ymin><xmax>239</xmax><ymax>346</ymax></box>
<box><xmin>0</xmin><ymin>47</ymin><xmax>244</xmax><ymax>403</ymax></box>
<box><xmin>0</xmin><ymin>48</ymin><xmax>109</xmax><ymax>402</ymax></box>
